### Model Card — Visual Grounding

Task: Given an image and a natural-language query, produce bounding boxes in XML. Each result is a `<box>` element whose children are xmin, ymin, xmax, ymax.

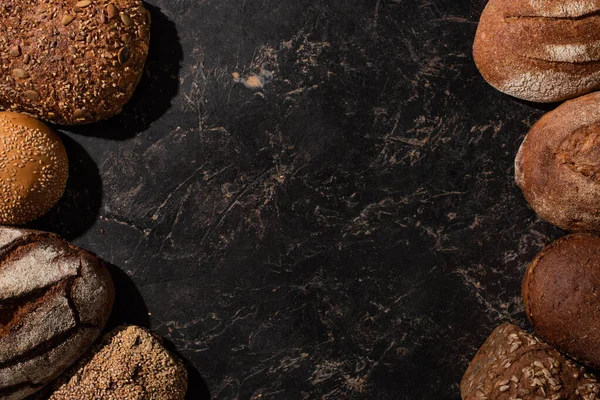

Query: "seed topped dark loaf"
<box><xmin>0</xmin><ymin>0</ymin><xmax>150</xmax><ymax>125</ymax></box>
<box><xmin>0</xmin><ymin>226</ymin><xmax>114</xmax><ymax>400</ymax></box>
<box><xmin>473</xmin><ymin>0</ymin><xmax>600</xmax><ymax>102</ymax></box>
<box><xmin>461</xmin><ymin>323</ymin><xmax>600</xmax><ymax>400</ymax></box>
<box><xmin>522</xmin><ymin>233</ymin><xmax>600</xmax><ymax>370</ymax></box>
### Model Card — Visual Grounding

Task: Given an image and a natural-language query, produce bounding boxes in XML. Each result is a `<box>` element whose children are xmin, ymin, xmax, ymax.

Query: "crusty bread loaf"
<box><xmin>46</xmin><ymin>326</ymin><xmax>188</xmax><ymax>400</ymax></box>
<box><xmin>0</xmin><ymin>112</ymin><xmax>69</xmax><ymax>225</ymax></box>
<box><xmin>0</xmin><ymin>226</ymin><xmax>114</xmax><ymax>400</ymax></box>
<box><xmin>515</xmin><ymin>92</ymin><xmax>600</xmax><ymax>233</ymax></box>
<box><xmin>522</xmin><ymin>234</ymin><xmax>600</xmax><ymax>370</ymax></box>
<box><xmin>0</xmin><ymin>0</ymin><xmax>150</xmax><ymax>125</ymax></box>
<box><xmin>461</xmin><ymin>323</ymin><xmax>600</xmax><ymax>400</ymax></box>
<box><xmin>473</xmin><ymin>0</ymin><xmax>600</xmax><ymax>102</ymax></box>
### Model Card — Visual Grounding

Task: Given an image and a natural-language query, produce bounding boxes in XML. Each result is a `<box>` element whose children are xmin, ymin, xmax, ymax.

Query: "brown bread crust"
<box><xmin>0</xmin><ymin>0</ymin><xmax>150</xmax><ymax>125</ymax></box>
<box><xmin>522</xmin><ymin>233</ymin><xmax>600</xmax><ymax>370</ymax></box>
<box><xmin>515</xmin><ymin>91</ymin><xmax>600</xmax><ymax>233</ymax></box>
<box><xmin>461</xmin><ymin>323</ymin><xmax>600</xmax><ymax>399</ymax></box>
<box><xmin>474</xmin><ymin>0</ymin><xmax>600</xmax><ymax>102</ymax></box>
<box><xmin>46</xmin><ymin>326</ymin><xmax>188</xmax><ymax>400</ymax></box>
<box><xmin>0</xmin><ymin>226</ymin><xmax>115</xmax><ymax>400</ymax></box>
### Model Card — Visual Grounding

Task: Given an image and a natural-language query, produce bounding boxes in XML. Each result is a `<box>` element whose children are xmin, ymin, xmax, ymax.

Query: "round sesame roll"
<box><xmin>0</xmin><ymin>111</ymin><xmax>68</xmax><ymax>225</ymax></box>
<box><xmin>0</xmin><ymin>0</ymin><xmax>151</xmax><ymax>125</ymax></box>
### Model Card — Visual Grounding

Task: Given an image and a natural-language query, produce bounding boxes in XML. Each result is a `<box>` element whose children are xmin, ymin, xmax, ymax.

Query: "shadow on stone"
<box><xmin>27</xmin><ymin>133</ymin><xmax>101</xmax><ymax>241</ymax></box>
<box><xmin>159</xmin><ymin>336</ymin><xmax>212</xmax><ymax>400</ymax></box>
<box><xmin>105</xmin><ymin>263</ymin><xmax>151</xmax><ymax>330</ymax></box>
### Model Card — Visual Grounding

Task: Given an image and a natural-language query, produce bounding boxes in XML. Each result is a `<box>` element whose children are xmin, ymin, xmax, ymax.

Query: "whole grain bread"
<box><xmin>0</xmin><ymin>0</ymin><xmax>150</xmax><ymax>125</ymax></box>
<box><xmin>515</xmin><ymin>91</ymin><xmax>600</xmax><ymax>233</ymax></box>
<box><xmin>0</xmin><ymin>226</ymin><xmax>114</xmax><ymax>400</ymax></box>
<box><xmin>522</xmin><ymin>233</ymin><xmax>600</xmax><ymax>370</ymax></box>
<box><xmin>473</xmin><ymin>0</ymin><xmax>600</xmax><ymax>102</ymax></box>
<box><xmin>461</xmin><ymin>323</ymin><xmax>600</xmax><ymax>400</ymax></box>
<box><xmin>45</xmin><ymin>326</ymin><xmax>187</xmax><ymax>400</ymax></box>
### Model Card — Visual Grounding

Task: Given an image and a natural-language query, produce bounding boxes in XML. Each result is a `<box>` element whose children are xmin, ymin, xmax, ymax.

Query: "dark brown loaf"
<box><xmin>473</xmin><ymin>0</ymin><xmax>600</xmax><ymax>102</ymax></box>
<box><xmin>515</xmin><ymin>91</ymin><xmax>600</xmax><ymax>233</ymax></box>
<box><xmin>0</xmin><ymin>0</ymin><xmax>150</xmax><ymax>125</ymax></box>
<box><xmin>461</xmin><ymin>323</ymin><xmax>600</xmax><ymax>400</ymax></box>
<box><xmin>522</xmin><ymin>233</ymin><xmax>600</xmax><ymax>370</ymax></box>
<box><xmin>0</xmin><ymin>227</ymin><xmax>114</xmax><ymax>400</ymax></box>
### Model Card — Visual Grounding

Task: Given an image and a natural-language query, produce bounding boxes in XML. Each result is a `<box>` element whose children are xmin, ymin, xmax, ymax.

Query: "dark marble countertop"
<box><xmin>30</xmin><ymin>0</ymin><xmax>563</xmax><ymax>398</ymax></box>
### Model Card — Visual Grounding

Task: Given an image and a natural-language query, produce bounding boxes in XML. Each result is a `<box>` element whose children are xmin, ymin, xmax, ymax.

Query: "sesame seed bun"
<box><xmin>0</xmin><ymin>111</ymin><xmax>68</xmax><ymax>225</ymax></box>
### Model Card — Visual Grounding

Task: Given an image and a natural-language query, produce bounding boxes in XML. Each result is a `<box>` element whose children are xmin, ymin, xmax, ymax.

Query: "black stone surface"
<box><xmin>30</xmin><ymin>0</ymin><xmax>569</xmax><ymax>398</ymax></box>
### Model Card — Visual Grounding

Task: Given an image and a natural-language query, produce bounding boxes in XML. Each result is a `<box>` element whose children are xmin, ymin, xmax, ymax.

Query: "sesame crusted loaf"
<box><xmin>0</xmin><ymin>226</ymin><xmax>115</xmax><ymax>400</ymax></box>
<box><xmin>473</xmin><ymin>0</ymin><xmax>600</xmax><ymax>102</ymax></box>
<box><xmin>461</xmin><ymin>323</ymin><xmax>600</xmax><ymax>400</ymax></box>
<box><xmin>45</xmin><ymin>326</ymin><xmax>187</xmax><ymax>400</ymax></box>
<box><xmin>0</xmin><ymin>0</ymin><xmax>150</xmax><ymax>125</ymax></box>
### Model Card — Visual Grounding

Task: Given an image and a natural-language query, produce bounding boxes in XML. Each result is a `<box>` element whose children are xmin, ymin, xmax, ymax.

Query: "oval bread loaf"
<box><xmin>461</xmin><ymin>323</ymin><xmax>600</xmax><ymax>400</ymax></box>
<box><xmin>0</xmin><ymin>0</ymin><xmax>150</xmax><ymax>125</ymax></box>
<box><xmin>522</xmin><ymin>233</ymin><xmax>600</xmax><ymax>370</ymax></box>
<box><xmin>515</xmin><ymin>92</ymin><xmax>600</xmax><ymax>233</ymax></box>
<box><xmin>46</xmin><ymin>326</ymin><xmax>188</xmax><ymax>400</ymax></box>
<box><xmin>473</xmin><ymin>0</ymin><xmax>600</xmax><ymax>102</ymax></box>
<box><xmin>0</xmin><ymin>227</ymin><xmax>114</xmax><ymax>400</ymax></box>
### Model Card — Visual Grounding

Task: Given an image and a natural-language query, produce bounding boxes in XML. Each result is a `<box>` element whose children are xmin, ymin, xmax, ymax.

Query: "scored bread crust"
<box><xmin>515</xmin><ymin>91</ymin><xmax>600</xmax><ymax>233</ymax></box>
<box><xmin>461</xmin><ymin>323</ymin><xmax>600</xmax><ymax>399</ymax></box>
<box><xmin>0</xmin><ymin>226</ymin><xmax>115</xmax><ymax>400</ymax></box>
<box><xmin>522</xmin><ymin>234</ymin><xmax>600</xmax><ymax>370</ymax></box>
<box><xmin>473</xmin><ymin>0</ymin><xmax>600</xmax><ymax>102</ymax></box>
<box><xmin>0</xmin><ymin>0</ymin><xmax>150</xmax><ymax>125</ymax></box>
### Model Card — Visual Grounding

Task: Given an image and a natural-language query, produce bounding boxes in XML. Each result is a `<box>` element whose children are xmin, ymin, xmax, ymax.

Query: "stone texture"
<box><xmin>28</xmin><ymin>0</ymin><xmax>562</xmax><ymax>398</ymax></box>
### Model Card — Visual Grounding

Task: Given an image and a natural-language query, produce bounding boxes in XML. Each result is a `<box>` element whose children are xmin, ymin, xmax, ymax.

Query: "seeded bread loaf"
<box><xmin>515</xmin><ymin>92</ymin><xmax>600</xmax><ymax>233</ymax></box>
<box><xmin>522</xmin><ymin>234</ymin><xmax>600</xmax><ymax>370</ymax></box>
<box><xmin>0</xmin><ymin>226</ymin><xmax>115</xmax><ymax>400</ymax></box>
<box><xmin>45</xmin><ymin>326</ymin><xmax>188</xmax><ymax>400</ymax></box>
<box><xmin>0</xmin><ymin>112</ymin><xmax>69</xmax><ymax>225</ymax></box>
<box><xmin>461</xmin><ymin>323</ymin><xmax>600</xmax><ymax>400</ymax></box>
<box><xmin>0</xmin><ymin>0</ymin><xmax>150</xmax><ymax>125</ymax></box>
<box><xmin>473</xmin><ymin>0</ymin><xmax>600</xmax><ymax>102</ymax></box>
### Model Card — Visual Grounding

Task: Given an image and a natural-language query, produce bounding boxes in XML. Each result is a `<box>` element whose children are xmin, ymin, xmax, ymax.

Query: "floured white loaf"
<box><xmin>0</xmin><ymin>227</ymin><xmax>114</xmax><ymax>400</ymax></box>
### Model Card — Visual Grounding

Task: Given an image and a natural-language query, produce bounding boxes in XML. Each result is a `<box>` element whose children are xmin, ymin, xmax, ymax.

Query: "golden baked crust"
<box><xmin>0</xmin><ymin>0</ymin><xmax>150</xmax><ymax>125</ymax></box>
<box><xmin>515</xmin><ymin>92</ymin><xmax>600</xmax><ymax>233</ymax></box>
<box><xmin>0</xmin><ymin>112</ymin><xmax>68</xmax><ymax>225</ymax></box>
<box><xmin>474</xmin><ymin>0</ymin><xmax>600</xmax><ymax>102</ymax></box>
<box><xmin>47</xmin><ymin>326</ymin><xmax>188</xmax><ymax>400</ymax></box>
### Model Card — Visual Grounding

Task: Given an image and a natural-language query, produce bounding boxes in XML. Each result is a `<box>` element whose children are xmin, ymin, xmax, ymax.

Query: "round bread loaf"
<box><xmin>515</xmin><ymin>92</ymin><xmax>600</xmax><ymax>233</ymax></box>
<box><xmin>461</xmin><ymin>323</ymin><xmax>600</xmax><ymax>400</ymax></box>
<box><xmin>0</xmin><ymin>112</ymin><xmax>68</xmax><ymax>225</ymax></box>
<box><xmin>0</xmin><ymin>0</ymin><xmax>150</xmax><ymax>125</ymax></box>
<box><xmin>46</xmin><ymin>326</ymin><xmax>188</xmax><ymax>400</ymax></box>
<box><xmin>0</xmin><ymin>226</ymin><xmax>115</xmax><ymax>400</ymax></box>
<box><xmin>473</xmin><ymin>0</ymin><xmax>600</xmax><ymax>102</ymax></box>
<box><xmin>522</xmin><ymin>233</ymin><xmax>600</xmax><ymax>370</ymax></box>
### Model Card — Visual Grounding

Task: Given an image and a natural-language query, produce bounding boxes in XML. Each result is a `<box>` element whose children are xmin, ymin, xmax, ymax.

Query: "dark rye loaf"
<box><xmin>0</xmin><ymin>227</ymin><xmax>114</xmax><ymax>400</ymax></box>
<box><xmin>461</xmin><ymin>323</ymin><xmax>600</xmax><ymax>400</ymax></box>
<box><xmin>0</xmin><ymin>0</ymin><xmax>150</xmax><ymax>125</ymax></box>
<box><xmin>474</xmin><ymin>0</ymin><xmax>600</xmax><ymax>102</ymax></box>
<box><xmin>523</xmin><ymin>234</ymin><xmax>600</xmax><ymax>370</ymax></box>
